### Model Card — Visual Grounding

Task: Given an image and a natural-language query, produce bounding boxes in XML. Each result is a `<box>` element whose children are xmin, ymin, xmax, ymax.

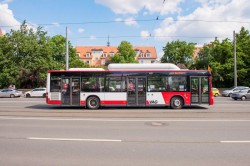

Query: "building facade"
<box><xmin>76</xmin><ymin>46</ymin><xmax>157</xmax><ymax>66</ymax></box>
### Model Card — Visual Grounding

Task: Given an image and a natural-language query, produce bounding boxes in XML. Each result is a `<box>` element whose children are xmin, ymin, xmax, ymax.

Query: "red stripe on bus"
<box><xmin>101</xmin><ymin>101</ymin><xmax>127</xmax><ymax>105</ymax></box>
<box><xmin>47</xmin><ymin>98</ymin><xmax>61</xmax><ymax>105</ymax></box>
<box><xmin>161</xmin><ymin>92</ymin><xmax>191</xmax><ymax>104</ymax></box>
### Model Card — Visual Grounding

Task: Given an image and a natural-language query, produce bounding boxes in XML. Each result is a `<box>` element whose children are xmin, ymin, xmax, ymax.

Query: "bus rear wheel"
<box><xmin>170</xmin><ymin>96</ymin><xmax>183</xmax><ymax>109</ymax></box>
<box><xmin>86</xmin><ymin>96</ymin><xmax>100</xmax><ymax>110</ymax></box>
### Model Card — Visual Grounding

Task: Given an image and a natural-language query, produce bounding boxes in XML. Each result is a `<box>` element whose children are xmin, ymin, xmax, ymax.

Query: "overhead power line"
<box><xmin>1</xmin><ymin>18</ymin><xmax>250</xmax><ymax>28</ymax></box>
<box><xmin>70</xmin><ymin>35</ymin><xmax>229</xmax><ymax>40</ymax></box>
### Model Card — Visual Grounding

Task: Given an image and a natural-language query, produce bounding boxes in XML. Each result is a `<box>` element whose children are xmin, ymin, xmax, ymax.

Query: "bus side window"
<box><xmin>50</xmin><ymin>75</ymin><xmax>61</xmax><ymax>92</ymax></box>
<box><xmin>106</xmin><ymin>77</ymin><xmax>126</xmax><ymax>92</ymax></box>
<box><xmin>148</xmin><ymin>75</ymin><xmax>166</xmax><ymax>92</ymax></box>
<box><xmin>166</xmin><ymin>76</ymin><xmax>187</xmax><ymax>92</ymax></box>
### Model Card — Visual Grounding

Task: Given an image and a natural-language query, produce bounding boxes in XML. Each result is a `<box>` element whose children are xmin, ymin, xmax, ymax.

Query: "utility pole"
<box><xmin>66</xmin><ymin>27</ymin><xmax>69</xmax><ymax>70</ymax></box>
<box><xmin>233</xmin><ymin>30</ymin><xmax>237</xmax><ymax>87</ymax></box>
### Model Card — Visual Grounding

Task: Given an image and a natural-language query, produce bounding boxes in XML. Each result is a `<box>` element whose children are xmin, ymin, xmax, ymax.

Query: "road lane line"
<box><xmin>220</xmin><ymin>141</ymin><xmax>250</xmax><ymax>143</ymax></box>
<box><xmin>1</xmin><ymin>117</ymin><xmax>250</xmax><ymax>122</ymax></box>
<box><xmin>27</xmin><ymin>137</ymin><xmax>122</xmax><ymax>142</ymax></box>
<box><xmin>27</xmin><ymin>138</ymin><xmax>250</xmax><ymax>144</ymax></box>
<box><xmin>0</xmin><ymin>101</ymin><xmax>43</xmax><ymax>103</ymax></box>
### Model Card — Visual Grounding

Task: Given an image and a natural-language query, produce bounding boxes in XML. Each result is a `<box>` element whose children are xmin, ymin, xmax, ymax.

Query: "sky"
<box><xmin>0</xmin><ymin>0</ymin><xmax>250</xmax><ymax>59</ymax></box>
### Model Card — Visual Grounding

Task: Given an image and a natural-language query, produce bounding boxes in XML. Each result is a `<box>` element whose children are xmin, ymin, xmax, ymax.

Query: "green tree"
<box><xmin>49</xmin><ymin>35</ymin><xmax>89</xmax><ymax>69</ymax></box>
<box><xmin>0</xmin><ymin>34</ymin><xmax>18</xmax><ymax>88</ymax></box>
<box><xmin>235</xmin><ymin>27</ymin><xmax>250</xmax><ymax>86</ymax></box>
<box><xmin>110</xmin><ymin>41</ymin><xmax>138</xmax><ymax>63</ymax></box>
<box><xmin>193</xmin><ymin>27</ymin><xmax>250</xmax><ymax>87</ymax></box>
<box><xmin>4</xmin><ymin>22</ymin><xmax>54</xmax><ymax>88</ymax></box>
<box><xmin>161</xmin><ymin>40</ymin><xmax>195</xmax><ymax>68</ymax></box>
<box><xmin>0</xmin><ymin>22</ymin><xmax>88</xmax><ymax>88</ymax></box>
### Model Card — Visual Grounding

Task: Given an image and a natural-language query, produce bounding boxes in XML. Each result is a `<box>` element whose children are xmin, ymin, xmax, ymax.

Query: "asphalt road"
<box><xmin>0</xmin><ymin>97</ymin><xmax>250</xmax><ymax>166</ymax></box>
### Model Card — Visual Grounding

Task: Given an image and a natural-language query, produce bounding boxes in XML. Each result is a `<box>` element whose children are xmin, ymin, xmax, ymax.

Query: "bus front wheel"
<box><xmin>170</xmin><ymin>96</ymin><xmax>183</xmax><ymax>109</ymax></box>
<box><xmin>86</xmin><ymin>96</ymin><xmax>100</xmax><ymax>110</ymax></box>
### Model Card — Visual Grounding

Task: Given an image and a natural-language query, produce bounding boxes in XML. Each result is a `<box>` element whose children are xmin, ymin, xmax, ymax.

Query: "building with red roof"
<box><xmin>76</xmin><ymin>46</ymin><xmax>157</xmax><ymax>66</ymax></box>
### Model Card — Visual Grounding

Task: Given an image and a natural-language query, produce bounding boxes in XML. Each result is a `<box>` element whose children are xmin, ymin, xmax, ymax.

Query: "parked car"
<box><xmin>212</xmin><ymin>88</ymin><xmax>220</xmax><ymax>97</ymax></box>
<box><xmin>231</xmin><ymin>89</ymin><xmax>250</xmax><ymax>100</ymax></box>
<box><xmin>222</xmin><ymin>86</ymin><xmax>249</xmax><ymax>97</ymax></box>
<box><xmin>0</xmin><ymin>89</ymin><xmax>22</xmax><ymax>98</ymax></box>
<box><xmin>24</xmin><ymin>88</ymin><xmax>46</xmax><ymax>98</ymax></box>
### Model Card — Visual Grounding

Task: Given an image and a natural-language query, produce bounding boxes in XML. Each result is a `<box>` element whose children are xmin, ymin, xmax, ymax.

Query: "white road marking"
<box><xmin>28</xmin><ymin>137</ymin><xmax>122</xmax><ymax>142</ymax></box>
<box><xmin>0</xmin><ymin>101</ymin><xmax>43</xmax><ymax>102</ymax></box>
<box><xmin>0</xmin><ymin>106</ymin><xmax>22</xmax><ymax>108</ymax></box>
<box><xmin>1</xmin><ymin>116</ymin><xmax>250</xmax><ymax>122</ymax></box>
<box><xmin>27</xmin><ymin>137</ymin><xmax>250</xmax><ymax>144</ymax></box>
<box><xmin>220</xmin><ymin>141</ymin><xmax>250</xmax><ymax>143</ymax></box>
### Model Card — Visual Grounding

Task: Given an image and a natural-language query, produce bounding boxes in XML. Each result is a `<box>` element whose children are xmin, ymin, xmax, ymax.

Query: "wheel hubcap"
<box><xmin>174</xmin><ymin>100</ymin><xmax>181</xmax><ymax>106</ymax></box>
<box><xmin>90</xmin><ymin>100</ymin><xmax>97</xmax><ymax>106</ymax></box>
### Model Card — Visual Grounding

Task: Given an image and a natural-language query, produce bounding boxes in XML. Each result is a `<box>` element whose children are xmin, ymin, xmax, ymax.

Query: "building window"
<box><xmin>86</xmin><ymin>60</ymin><xmax>90</xmax><ymax>64</ymax></box>
<box><xmin>135</xmin><ymin>50</ymin><xmax>140</xmax><ymax>55</ymax></box>
<box><xmin>140</xmin><ymin>53</ymin><xmax>144</xmax><ymax>57</ymax></box>
<box><xmin>77</xmin><ymin>53</ymin><xmax>80</xmax><ymax>57</ymax></box>
<box><xmin>86</xmin><ymin>53</ymin><xmax>91</xmax><ymax>57</ymax></box>
<box><xmin>110</xmin><ymin>52</ymin><xmax>114</xmax><ymax>56</ymax></box>
<box><xmin>95</xmin><ymin>57</ymin><xmax>98</xmax><ymax>61</ymax></box>
<box><xmin>146</xmin><ymin>53</ymin><xmax>151</xmax><ymax>58</ymax></box>
<box><xmin>103</xmin><ymin>53</ymin><xmax>107</xmax><ymax>58</ymax></box>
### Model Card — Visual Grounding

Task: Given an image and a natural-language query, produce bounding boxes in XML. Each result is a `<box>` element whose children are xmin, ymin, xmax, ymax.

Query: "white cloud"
<box><xmin>114</xmin><ymin>17</ymin><xmax>138</xmax><ymax>26</ymax></box>
<box><xmin>154</xmin><ymin>0</ymin><xmax>250</xmax><ymax>44</ymax></box>
<box><xmin>197</xmin><ymin>0</ymin><xmax>232</xmax><ymax>8</ymax></box>
<box><xmin>78</xmin><ymin>28</ymin><xmax>85</xmax><ymax>33</ymax></box>
<box><xmin>0</xmin><ymin>3</ymin><xmax>20</xmax><ymax>33</ymax></box>
<box><xmin>141</xmin><ymin>30</ymin><xmax>150</xmax><ymax>39</ymax></box>
<box><xmin>95</xmin><ymin>0</ymin><xmax>182</xmax><ymax>15</ymax></box>
<box><xmin>124</xmin><ymin>17</ymin><xmax>138</xmax><ymax>26</ymax></box>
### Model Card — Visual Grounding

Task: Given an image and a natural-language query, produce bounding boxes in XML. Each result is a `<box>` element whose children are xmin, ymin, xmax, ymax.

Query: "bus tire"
<box><xmin>170</xmin><ymin>96</ymin><xmax>183</xmax><ymax>109</ymax></box>
<box><xmin>86</xmin><ymin>96</ymin><xmax>100</xmax><ymax>109</ymax></box>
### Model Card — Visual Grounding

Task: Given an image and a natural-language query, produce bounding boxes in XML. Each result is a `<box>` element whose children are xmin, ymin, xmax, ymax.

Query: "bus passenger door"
<box><xmin>127</xmin><ymin>77</ymin><xmax>146</xmax><ymax>106</ymax></box>
<box><xmin>190</xmin><ymin>77</ymin><xmax>209</xmax><ymax>104</ymax></box>
<box><xmin>61</xmin><ymin>77</ymin><xmax>80</xmax><ymax>106</ymax></box>
<box><xmin>72</xmin><ymin>78</ymin><xmax>80</xmax><ymax>105</ymax></box>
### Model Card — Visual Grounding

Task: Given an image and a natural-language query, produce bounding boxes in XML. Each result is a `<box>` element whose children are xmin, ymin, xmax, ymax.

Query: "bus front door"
<box><xmin>127</xmin><ymin>77</ymin><xmax>146</xmax><ymax>106</ymax></box>
<box><xmin>190</xmin><ymin>77</ymin><xmax>209</xmax><ymax>104</ymax></box>
<box><xmin>61</xmin><ymin>77</ymin><xmax>80</xmax><ymax>106</ymax></box>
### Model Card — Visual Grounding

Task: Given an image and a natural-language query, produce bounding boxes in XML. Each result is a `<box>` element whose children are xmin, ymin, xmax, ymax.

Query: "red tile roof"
<box><xmin>76</xmin><ymin>46</ymin><xmax>157</xmax><ymax>59</ymax></box>
<box><xmin>76</xmin><ymin>46</ymin><xmax>157</xmax><ymax>66</ymax></box>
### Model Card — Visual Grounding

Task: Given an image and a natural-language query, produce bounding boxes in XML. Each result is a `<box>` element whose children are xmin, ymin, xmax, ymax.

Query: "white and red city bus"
<box><xmin>46</xmin><ymin>63</ymin><xmax>214</xmax><ymax>109</ymax></box>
